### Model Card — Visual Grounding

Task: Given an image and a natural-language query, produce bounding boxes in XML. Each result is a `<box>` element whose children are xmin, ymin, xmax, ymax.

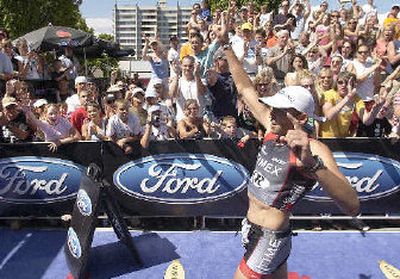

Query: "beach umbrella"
<box><xmin>13</xmin><ymin>24</ymin><xmax>94</xmax><ymax>51</ymax></box>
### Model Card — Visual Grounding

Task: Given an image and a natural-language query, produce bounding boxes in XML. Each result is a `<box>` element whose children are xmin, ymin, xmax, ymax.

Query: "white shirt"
<box><xmin>65</xmin><ymin>94</ymin><xmax>80</xmax><ymax>115</ymax></box>
<box><xmin>106</xmin><ymin>113</ymin><xmax>142</xmax><ymax>140</ymax></box>
<box><xmin>175</xmin><ymin>77</ymin><xmax>204</xmax><ymax>121</ymax></box>
<box><xmin>231</xmin><ymin>38</ymin><xmax>259</xmax><ymax>75</ymax></box>
<box><xmin>168</xmin><ymin>47</ymin><xmax>180</xmax><ymax>78</ymax></box>
<box><xmin>352</xmin><ymin>59</ymin><xmax>375</xmax><ymax>101</ymax></box>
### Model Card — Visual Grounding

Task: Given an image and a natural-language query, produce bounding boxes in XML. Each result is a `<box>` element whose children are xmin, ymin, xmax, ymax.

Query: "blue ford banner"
<box><xmin>1</xmin><ymin>139</ymin><xmax>400</xmax><ymax>216</ymax></box>
<box><xmin>306</xmin><ymin>152</ymin><xmax>400</xmax><ymax>202</ymax></box>
<box><xmin>113</xmin><ymin>153</ymin><xmax>250</xmax><ymax>204</ymax></box>
<box><xmin>0</xmin><ymin>156</ymin><xmax>84</xmax><ymax>204</ymax></box>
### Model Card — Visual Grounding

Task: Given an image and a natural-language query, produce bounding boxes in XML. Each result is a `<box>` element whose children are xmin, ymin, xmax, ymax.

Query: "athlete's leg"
<box><xmin>271</xmin><ymin>262</ymin><xmax>287</xmax><ymax>279</ymax></box>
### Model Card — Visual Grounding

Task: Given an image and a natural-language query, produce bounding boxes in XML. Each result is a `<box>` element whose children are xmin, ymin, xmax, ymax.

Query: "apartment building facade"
<box><xmin>113</xmin><ymin>0</ymin><xmax>192</xmax><ymax>59</ymax></box>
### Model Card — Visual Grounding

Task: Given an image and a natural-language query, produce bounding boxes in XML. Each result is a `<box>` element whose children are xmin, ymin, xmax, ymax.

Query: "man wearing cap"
<box><xmin>231</xmin><ymin>22</ymin><xmax>261</xmax><ymax>77</ymax></box>
<box><xmin>0</xmin><ymin>96</ymin><xmax>34</xmax><ymax>143</ymax></box>
<box><xmin>216</xmin><ymin>14</ymin><xmax>359</xmax><ymax>279</ymax></box>
<box><xmin>65</xmin><ymin>76</ymin><xmax>88</xmax><ymax>114</ymax></box>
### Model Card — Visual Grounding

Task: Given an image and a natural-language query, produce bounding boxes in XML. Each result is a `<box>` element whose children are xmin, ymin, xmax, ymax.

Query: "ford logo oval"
<box><xmin>113</xmin><ymin>153</ymin><xmax>249</xmax><ymax>204</ymax></box>
<box><xmin>76</xmin><ymin>189</ymin><xmax>92</xmax><ymax>216</ymax></box>
<box><xmin>305</xmin><ymin>152</ymin><xmax>400</xmax><ymax>202</ymax></box>
<box><xmin>67</xmin><ymin>227</ymin><xmax>82</xmax><ymax>259</ymax></box>
<box><xmin>0</xmin><ymin>156</ymin><xmax>84</xmax><ymax>204</ymax></box>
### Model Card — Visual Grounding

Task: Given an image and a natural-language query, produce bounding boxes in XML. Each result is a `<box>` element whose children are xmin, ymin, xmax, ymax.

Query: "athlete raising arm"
<box><xmin>215</xmin><ymin>10</ymin><xmax>360</xmax><ymax>279</ymax></box>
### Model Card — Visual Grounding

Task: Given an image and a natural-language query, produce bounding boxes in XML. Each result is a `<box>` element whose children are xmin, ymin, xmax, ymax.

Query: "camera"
<box><xmin>152</xmin><ymin>114</ymin><xmax>160</xmax><ymax>123</ymax></box>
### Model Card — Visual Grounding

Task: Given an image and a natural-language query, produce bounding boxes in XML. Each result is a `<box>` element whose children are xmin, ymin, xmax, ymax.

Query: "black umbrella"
<box><xmin>74</xmin><ymin>38</ymin><xmax>135</xmax><ymax>58</ymax></box>
<box><xmin>13</xmin><ymin>24</ymin><xmax>94</xmax><ymax>51</ymax></box>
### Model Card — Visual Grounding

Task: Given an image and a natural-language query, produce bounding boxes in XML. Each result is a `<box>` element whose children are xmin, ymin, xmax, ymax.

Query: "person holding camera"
<box><xmin>140</xmin><ymin>105</ymin><xmax>176</xmax><ymax>148</ymax></box>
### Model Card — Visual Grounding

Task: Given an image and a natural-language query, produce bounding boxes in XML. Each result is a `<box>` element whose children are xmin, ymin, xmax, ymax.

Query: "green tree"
<box><xmin>0</xmin><ymin>0</ymin><xmax>91</xmax><ymax>39</ymax></box>
<box><xmin>208</xmin><ymin>0</ymin><xmax>282</xmax><ymax>13</ymax></box>
<box><xmin>86</xmin><ymin>34</ymin><xmax>119</xmax><ymax>78</ymax></box>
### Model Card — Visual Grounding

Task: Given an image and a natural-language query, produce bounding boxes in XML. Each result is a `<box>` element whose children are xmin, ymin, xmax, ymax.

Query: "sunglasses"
<box><xmin>337</xmin><ymin>80</ymin><xmax>347</xmax><ymax>85</ymax></box>
<box><xmin>358</xmin><ymin>50</ymin><xmax>368</xmax><ymax>54</ymax></box>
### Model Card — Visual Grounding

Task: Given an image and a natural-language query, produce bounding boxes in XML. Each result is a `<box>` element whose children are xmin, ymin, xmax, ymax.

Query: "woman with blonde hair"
<box><xmin>252</xmin><ymin>67</ymin><xmax>280</xmax><ymax>97</ymax></box>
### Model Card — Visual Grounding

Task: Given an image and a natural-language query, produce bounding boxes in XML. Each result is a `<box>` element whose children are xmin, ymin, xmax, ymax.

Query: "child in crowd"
<box><xmin>216</xmin><ymin>115</ymin><xmax>257</xmax><ymax>143</ymax></box>
<box><xmin>24</xmin><ymin>103</ymin><xmax>81</xmax><ymax>152</ymax></box>
<box><xmin>81</xmin><ymin>102</ymin><xmax>107</xmax><ymax>141</ymax></box>
<box><xmin>106</xmin><ymin>99</ymin><xmax>142</xmax><ymax>154</ymax></box>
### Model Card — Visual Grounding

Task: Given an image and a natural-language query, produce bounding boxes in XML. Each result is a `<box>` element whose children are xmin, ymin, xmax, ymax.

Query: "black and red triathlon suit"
<box><xmin>239</xmin><ymin>133</ymin><xmax>317</xmax><ymax>277</ymax></box>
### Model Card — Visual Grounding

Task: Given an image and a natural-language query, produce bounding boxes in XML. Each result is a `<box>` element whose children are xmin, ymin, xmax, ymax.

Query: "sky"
<box><xmin>80</xmin><ymin>0</ymin><xmax>394</xmax><ymax>34</ymax></box>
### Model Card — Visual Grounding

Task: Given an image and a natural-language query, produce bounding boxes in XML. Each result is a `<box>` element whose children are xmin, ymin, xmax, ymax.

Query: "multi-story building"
<box><xmin>113</xmin><ymin>0</ymin><xmax>192</xmax><ymax>59</ymax></box>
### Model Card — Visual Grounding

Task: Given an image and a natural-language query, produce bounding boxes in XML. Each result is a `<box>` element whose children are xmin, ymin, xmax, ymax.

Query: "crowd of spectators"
<box><xmin>2</xmin><ymin>0</ymin><xmax>400</xmax><ymax>154</ymax></box>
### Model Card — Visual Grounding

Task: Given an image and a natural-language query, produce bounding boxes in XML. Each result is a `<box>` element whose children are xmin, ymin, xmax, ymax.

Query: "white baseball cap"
<box><xmin>259</xmin><ymin>86</ymin><xmax>324</xmax><ymax>121</ymax></box>
<box><xmin>132</xmin><ymin>87</ymin><xmax>145</xmax><ymax>97</ymax></box>
<box><xmin>33</xmin><ymin>99</ymin><xmax>48</xmax><ymax>108</ymax></box>
<box><xmin>145</xmin><ymin>87</ymin><xmax>158</xmax><ymax>98</ymax></box>
<box><xmin>74</xmin><ymin>76</ymin><xmax>87</xmax><ymax>86</ymax></box>
<box><xmin>147</xmin><ymin>105</ymin><xmax>161</xmax><ymax>114</ymax></box>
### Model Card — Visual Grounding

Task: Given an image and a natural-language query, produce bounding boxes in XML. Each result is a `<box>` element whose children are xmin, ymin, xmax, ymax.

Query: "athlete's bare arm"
<box><xmin>283</xmin><ymin>115</ymin><xmax>360</xmax><ymax>216</ymax></box>
<box><xmin>217</xmin><ymin>11</ymin><xmax>270</xmax><ymax>129</ymax></box>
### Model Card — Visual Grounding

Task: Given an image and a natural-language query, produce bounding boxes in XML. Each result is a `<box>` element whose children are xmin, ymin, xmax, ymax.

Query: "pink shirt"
<box><xmin>36</xmin><ymin>117</ymin><xmax>72</xmax><ymax>141</ymax></box>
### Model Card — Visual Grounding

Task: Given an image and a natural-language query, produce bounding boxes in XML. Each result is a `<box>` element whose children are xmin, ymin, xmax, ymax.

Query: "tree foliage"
<box><xmin>0</xmin><ymin>0</ymin><xmax>91</xmax><ymax>39</ymax></box>
<box><xmin>86</xmin><ymin>34</ymin><xmax>119</xmax><ymax>78</ymax></box>
<box><xmin>208</xmin><ymin>0</ymin><xmax>283</xmax><ymax>13</ymax></box>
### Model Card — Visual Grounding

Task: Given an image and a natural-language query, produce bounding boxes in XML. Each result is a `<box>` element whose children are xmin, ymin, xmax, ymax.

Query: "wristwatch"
<box><xmin>304</xmin><ymin>155</ymin><xmax>327</xmax><ymax>174</ymax></box>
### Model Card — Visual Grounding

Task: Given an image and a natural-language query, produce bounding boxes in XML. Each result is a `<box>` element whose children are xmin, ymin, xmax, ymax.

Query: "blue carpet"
<box><xmin>0</xmin><ymin>229</ymin><xmax>398</xmax><ymax>279</ymax></box>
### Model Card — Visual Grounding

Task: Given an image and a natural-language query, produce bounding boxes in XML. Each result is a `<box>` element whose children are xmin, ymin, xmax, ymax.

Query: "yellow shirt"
<box><xmin>319</xmin><ymin>89</ymin><xmax>365</xmax><ymax>138</ymax></box>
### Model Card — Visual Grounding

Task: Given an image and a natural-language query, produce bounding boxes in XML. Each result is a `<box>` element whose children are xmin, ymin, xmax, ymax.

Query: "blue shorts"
<box><xmin>239</xmin><ymin>218</ymin><xmax>292</xmax><ymax>277</ymax></box>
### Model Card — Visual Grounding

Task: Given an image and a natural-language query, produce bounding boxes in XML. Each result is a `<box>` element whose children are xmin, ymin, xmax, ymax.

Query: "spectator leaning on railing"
<box><xmin>0</xmin><ymin>96</ymin><xmax>34</xmax><ymax>143</ymax></box>
<box><xmin>23</xmin><ymin>103</ymin><xmax>80</xmax><ymax>152</ymax></box>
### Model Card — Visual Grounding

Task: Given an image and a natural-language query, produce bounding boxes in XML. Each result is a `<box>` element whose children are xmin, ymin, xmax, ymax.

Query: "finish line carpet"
<box><xmin>0</xmin><ymin>228</ymin><xmax>399</xmax><ymax>279</ymax></box>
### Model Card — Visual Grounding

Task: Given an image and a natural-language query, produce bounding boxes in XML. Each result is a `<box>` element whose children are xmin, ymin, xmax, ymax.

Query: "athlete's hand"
<box><xmin>279</xmin><ymin>112</ymin><xmax>316</xmax><ymax>169</ymax></box>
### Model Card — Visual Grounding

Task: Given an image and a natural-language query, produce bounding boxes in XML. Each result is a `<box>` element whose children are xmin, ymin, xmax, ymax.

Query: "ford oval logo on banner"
<box><xmin>113</xmin><ymin>153</ymin><xmax>249</xmax><ymax>204</ymax></box>
<box><xmin>305</xmin><ymin>152</ymin><xmax>400</xmax><ymax>202</ymax></box>
<box><xmin>67</xmin><ymin>227</ymin><xmax>82</xmax><ymax>259</ymax></box>
<box><xmin>76</xmin><ymin>189</ymin><xmax>92</xmax><ymax>216</ymax></box>
<box><xmin>0</xmin><ymin>156</ymin><xmax>84</xmax><ymax>204</ymax></box>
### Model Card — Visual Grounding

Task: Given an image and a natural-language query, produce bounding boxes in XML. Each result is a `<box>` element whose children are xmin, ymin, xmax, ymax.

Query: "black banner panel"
<box><xmin>65</xmin><ymin>172</ymin><xmax>102</xmax><ymax>279</ymax></box>
<box><xmin>0</xmin><ymin>138</ymin><xmax>400</xmax><ymax>217</ymax></box>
